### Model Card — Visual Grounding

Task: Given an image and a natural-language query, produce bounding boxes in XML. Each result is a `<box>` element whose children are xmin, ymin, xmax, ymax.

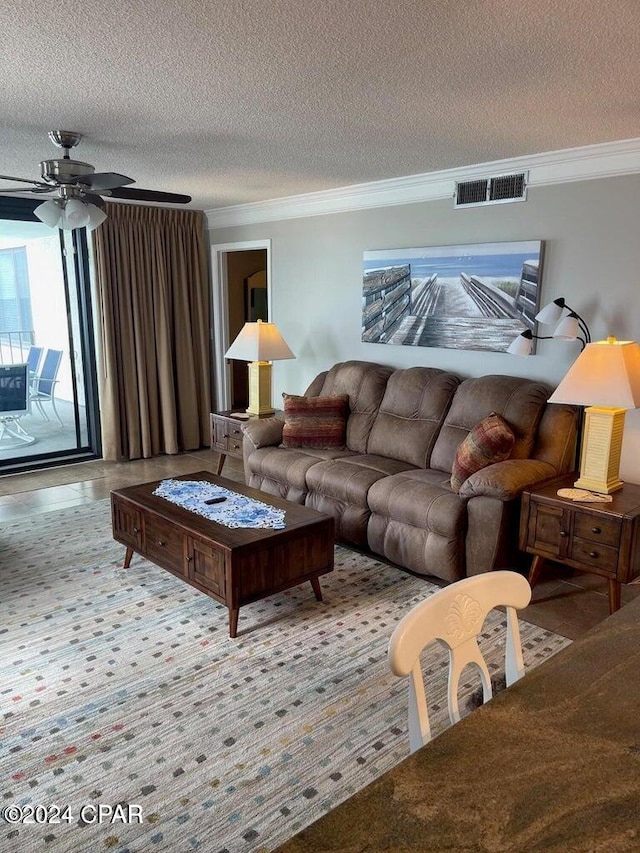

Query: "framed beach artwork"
<box><xmin>362</xmin><ymin>240</ymin><xmax>545</xmax><ymax>353</ymax></box>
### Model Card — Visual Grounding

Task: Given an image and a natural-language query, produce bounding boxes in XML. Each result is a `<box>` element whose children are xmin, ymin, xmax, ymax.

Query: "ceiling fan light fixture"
<box><xmin>35</xmin><ymin>195</ymin><xmax>107</xmax><ymax>231</ymax></box>
<box><xmin>34</xmin><ymin>198</ymin><xmax>63</xmax><ymax>228</ymax></box>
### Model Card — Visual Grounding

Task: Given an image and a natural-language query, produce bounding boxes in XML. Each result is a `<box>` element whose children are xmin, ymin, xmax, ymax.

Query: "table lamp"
<box><xmin>548</xmin><ymin>337</ymin><xmax>640</xmax><ymax>493</ymax></box>
<box><xmin>225</xmin><ymin>319</ymin><xmax>295</xmax><ymax>415</ymax></box>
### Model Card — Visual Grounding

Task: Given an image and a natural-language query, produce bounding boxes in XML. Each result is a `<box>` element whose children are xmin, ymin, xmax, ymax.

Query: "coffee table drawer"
<box><xmin>187</xmin><ymin>537</ymin><xmax>225</xmax><ymax>597</ymax></box>
<box><xmin>144</xmin><ymin>517</ymin><xmax>185</xmax><ymax>574</ymax></box>
<box><xmin>112</xmin><ymin>498</ymin><xmax>142</xmax><ymax>550</ymax></box>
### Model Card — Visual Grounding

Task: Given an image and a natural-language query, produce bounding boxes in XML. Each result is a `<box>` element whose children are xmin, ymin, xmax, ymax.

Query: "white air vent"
<box><xmin>454</xmin><ymin>172</ymin><xmax>527</xmax><ymax>208</ymax></box>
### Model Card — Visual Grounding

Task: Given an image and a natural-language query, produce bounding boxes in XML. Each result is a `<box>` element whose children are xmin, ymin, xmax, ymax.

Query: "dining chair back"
<box><xmin>388</xmin><ymin>571</ymin><xmax>532</xmax><ymax>753</ymax></box>
<box><xmin>30</xmin><ymin>348</ymin><xmax>64</xmax><ymax>425</ymax></box>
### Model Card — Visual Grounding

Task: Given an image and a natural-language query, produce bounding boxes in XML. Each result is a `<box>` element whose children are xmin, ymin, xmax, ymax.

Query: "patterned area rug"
<box><xmin>0</xmin><ymin>501</ymin><xmax>571</xmax><ymax>853</ymax></box>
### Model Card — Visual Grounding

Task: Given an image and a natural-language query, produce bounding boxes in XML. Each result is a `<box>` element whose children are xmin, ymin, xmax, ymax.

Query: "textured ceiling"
<box><xmin>1</xmin><ymin>0</ymin><xmax>640</xmax><ymax>212</ymax></box>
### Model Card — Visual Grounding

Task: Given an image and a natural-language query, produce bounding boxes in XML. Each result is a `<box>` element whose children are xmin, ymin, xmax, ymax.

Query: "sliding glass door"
<box><xmin>0</xmin><ymin>198</ymin><xmax>100</xmax><ymax>474</ymax></box>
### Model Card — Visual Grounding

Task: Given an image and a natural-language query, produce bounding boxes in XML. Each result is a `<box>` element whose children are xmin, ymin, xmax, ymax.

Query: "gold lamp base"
<box><xmin>574</xmin><ymin>405</ymin><xmax>626</xmax><ymax>494</ymax></box>
<box><xmin>246</xmin><ymin>360</ymin><xmax>275</xmax><ymax>415</ymax></box>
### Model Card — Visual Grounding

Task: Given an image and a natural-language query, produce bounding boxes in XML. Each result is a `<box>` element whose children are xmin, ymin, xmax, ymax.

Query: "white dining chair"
<box><xmin>388</xmin><ymin>571</ymin><xmax>532</xmax><ymax>753</ymax></box>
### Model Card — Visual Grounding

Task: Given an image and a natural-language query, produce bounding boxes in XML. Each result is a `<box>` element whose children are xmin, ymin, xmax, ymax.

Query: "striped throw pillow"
<box><xmin>281</xmin><ymin>394</ymin><xmax>349</xmax><ymax>449</ymax></box>
<box><xmin>450</xmin><ymin>412</ymin><xmax>515</xmax><ymax>494</ymax></box>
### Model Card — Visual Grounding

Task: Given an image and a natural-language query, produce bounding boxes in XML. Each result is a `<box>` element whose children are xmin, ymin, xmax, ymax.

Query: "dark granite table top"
<box><xmin>275</xmin><ymin>596</ymin><xmax>640</xmax><ymax>853</ymax></box>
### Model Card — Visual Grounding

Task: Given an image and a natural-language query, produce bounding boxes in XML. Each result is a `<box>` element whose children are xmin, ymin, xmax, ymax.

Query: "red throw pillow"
<box><xmin>450</xmin><ymin>413</ymin><xmax>515</xmax><ymax>494</ymax></box>
<box><xmin>281</xmin><ymin>394</ymin><xmax>349</xmax><ymax>449</ymax></box>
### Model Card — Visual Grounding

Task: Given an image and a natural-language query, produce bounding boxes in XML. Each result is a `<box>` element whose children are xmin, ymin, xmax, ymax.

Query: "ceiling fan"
<box><xmin>0</xmin><ymin>130</ymin><xmax>192</xmax><ymax>230</ymax></box>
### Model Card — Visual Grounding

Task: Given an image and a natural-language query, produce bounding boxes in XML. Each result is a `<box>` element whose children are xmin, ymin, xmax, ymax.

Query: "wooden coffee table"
<box><xmin>111</xmin><ymin>471</ymin><xmax>335</xmax><ymax>637</ymax></box>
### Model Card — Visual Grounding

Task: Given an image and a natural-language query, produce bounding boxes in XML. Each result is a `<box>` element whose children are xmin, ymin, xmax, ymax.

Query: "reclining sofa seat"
<box><xmin>242</xmin><ymin>360</ymin><xmax>578</xmax><ymax>583</ymax></box>
<box><xmin>367</xmin><ymin>374</ymin><xmax>576</xmax><ymax>581</ymax></box>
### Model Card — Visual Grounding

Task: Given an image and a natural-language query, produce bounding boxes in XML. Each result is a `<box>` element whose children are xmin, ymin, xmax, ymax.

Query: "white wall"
<box><xmin>208</xmin><ymin>174</ymin><xmax>640</xmax><ymax>482</ymax></box>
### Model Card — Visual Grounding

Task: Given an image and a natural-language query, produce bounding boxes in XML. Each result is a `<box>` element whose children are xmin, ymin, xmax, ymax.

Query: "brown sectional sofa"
<box><xmin>242</xmin><ymin>360</ymin><xmax>578</xmax><ymax>583</ymax></box>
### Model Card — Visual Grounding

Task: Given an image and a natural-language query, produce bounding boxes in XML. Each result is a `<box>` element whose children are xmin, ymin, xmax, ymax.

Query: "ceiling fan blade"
<box><xmin>0</xmin><ymin>185</ymin><xmax>55</xmax><ymax>195</ymax></box>
<box><xmin>75</xmin><ymin>172</ymin><xmax>135</xmax><ymax>191</ymax></box>
<box><xmin>108</xmin><ymin>186</ymin><xmax>192</xmax><ymax>204</ymax></box>
<box><xmin>0</xmin><ymin>173</ymin><xmax>51</xmax><ymax>189</ymax></box>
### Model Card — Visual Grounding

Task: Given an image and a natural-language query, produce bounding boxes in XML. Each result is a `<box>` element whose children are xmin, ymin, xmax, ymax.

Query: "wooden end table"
<box><xmin>210</xmin><ymin>410</ymin><xmax>280</xmax><ymax>474</ymax></box>
<box><xmin>519</xmin><ymin>473</ymin><xmax>640</xmax><ymax>614</ymax></box>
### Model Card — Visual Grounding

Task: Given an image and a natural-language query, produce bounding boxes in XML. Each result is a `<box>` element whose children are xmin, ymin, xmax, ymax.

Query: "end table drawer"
<box><xmin>225</xmin><ymin>422</ymin><xmax>243</xmax><ymax>455</ymax></box>
<box><xmin>571</xmin><ymin>538</ymin><xmax>619</xmax><ymax>573</ymax></box>
<box><xmin>573</xmin><ymin>514</ymin><xmax>621</xmax><ymax>547</ymax></box>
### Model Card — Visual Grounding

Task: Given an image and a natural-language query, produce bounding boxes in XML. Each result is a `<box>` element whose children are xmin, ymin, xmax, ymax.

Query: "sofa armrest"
<box><xmin>242</xmin><ymin>417</ymin><xmax>284</xmax><ymax>450</ymax></box>
<box><xmin>459</xmin><ymin>459</ymin><xmax>557</xmax><ymax>501</ymax></box>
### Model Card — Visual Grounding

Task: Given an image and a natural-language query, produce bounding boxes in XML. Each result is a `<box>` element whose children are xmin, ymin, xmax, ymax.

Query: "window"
<box><xmin>0</xmin><ymin>246</ymin><xmax>34</xmax><ymax>346</ymax></box>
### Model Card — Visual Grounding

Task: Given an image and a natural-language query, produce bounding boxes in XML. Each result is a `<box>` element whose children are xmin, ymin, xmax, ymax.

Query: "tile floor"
<box><xmin>2</xmin><ymin>449</ymin><xmax>637</xmax><ymax>641</ymax></box>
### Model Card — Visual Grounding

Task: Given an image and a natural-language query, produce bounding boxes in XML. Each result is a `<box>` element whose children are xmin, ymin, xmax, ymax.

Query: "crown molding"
<box><xmin>205</xmin><ymin>137</ymin><xmax>640</xmax><ymax>229</ymax></box>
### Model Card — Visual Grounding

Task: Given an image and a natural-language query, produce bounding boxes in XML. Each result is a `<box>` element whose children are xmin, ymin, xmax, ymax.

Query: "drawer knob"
<box><xmin>158</xmin><ymin>540</ymin><xmax>165</xmax><ymax>547</ymax></box>
<box><xmin>133</xmin><ymin>527</ymin><xmax>139</xmax><ymax>534</ymax></box>
<box><xmin>591</xmin><ymin>526</ymin><xmax>601</xmax><ymax>534</ymax></box>
<box><xmin>186</xmin><ymin>555</ymin><xmax>193</xmax><ymax>562</ymax></box>
<box><xmin>589</xmin><ymin>550</ymin><xmax>598</xmax><ymax>558</ymax></box>
<box><xmin>559</xmin><ymin>530</ymin><xmax>568</xmax><ymax>538</ymax></box>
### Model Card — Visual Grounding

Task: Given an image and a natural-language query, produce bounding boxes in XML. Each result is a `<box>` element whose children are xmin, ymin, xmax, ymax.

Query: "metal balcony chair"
<box><xmin>30</xmin><ymin>348</ymin><xmax>64</xmax><ymax>426</ymax></box>
<box><xmin>26</xmin><ymin>345</ymin><xmax>44</xmax><ymax>377</ymax></box>
<box><xmin>388</xmin><ymin>571</ymin><xmax>532</xmax><ymax>753</ymax></box>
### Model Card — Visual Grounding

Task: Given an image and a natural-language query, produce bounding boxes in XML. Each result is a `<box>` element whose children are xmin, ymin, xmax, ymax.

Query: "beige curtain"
<box><xmin>93</xmin><ymin>203</ymin><xmax>211</xmax><ymax>461</ymax></box>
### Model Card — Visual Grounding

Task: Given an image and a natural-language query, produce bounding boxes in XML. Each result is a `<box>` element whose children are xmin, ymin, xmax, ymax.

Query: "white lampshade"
<box><xmin>61</xmin><ymin>198</ymin><xmax>91</xmax><ymax>230</ymax></box>
<box><xmin>85</xmin><ymin>203</ymin><xmax>107</xmax><ymax>230</ymax></box>
<box><xmin>225</xmin><ymin>320</ymin><xmax>295</xmax><ymax>362</ymax></box>
<box><xmin>34</xmin><ymin>199</ymin><xmax>63</xmax><ymax>228</ymax></box>
<box><xmin>553</xmin><ymin>312</ymin><xmax>579</xmax><ymax>340</ymax></box>
<box><xmin>507</xmin><ymin>331</ymin><xmax>534</xmax><ymax>356</ymax></box>
<box><xmin>549</xmin><ymin>338</ymin><xmax>640</xmax><ymax>408</ymax></box>
<box><xmin>536</xmin><ymin>297</ymin><xmax>566</xmax><ymax>326</ymax></box>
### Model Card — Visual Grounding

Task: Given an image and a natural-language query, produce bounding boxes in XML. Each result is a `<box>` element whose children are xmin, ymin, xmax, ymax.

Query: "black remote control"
<box><xmin>204</xmin><ymin>497</ymin><xmax>227</xmax><ymax>505</ymax></box>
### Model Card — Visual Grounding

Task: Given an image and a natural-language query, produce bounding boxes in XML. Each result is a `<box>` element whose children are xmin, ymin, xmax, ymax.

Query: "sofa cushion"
<box><xmin>246</xmin><ymin>445</ymin><xmax>354</xmax><ymax>502</ymax></box>
<box><xmin>367</xmin><ymin>367</ymin><xmax>459</xmax><ymax>468</ymax></box>
<box><xmin>430</xmin><ymin>375</ymin><xmax>550</xmax><ymax>473</ymax></box>
<box><xmin>281</xmin><ymin>393</ymin><xmax>349</xmax><ymax>449</ymax></box>
<box><xmin>304</xmin><ymin>454</ymin><xmax>417</xmax><ymax>546</ymax></box>
<box><xmin>450</xmin><ymin>413</ymin><xmax>515</xmax><ymax>494</ymax></box>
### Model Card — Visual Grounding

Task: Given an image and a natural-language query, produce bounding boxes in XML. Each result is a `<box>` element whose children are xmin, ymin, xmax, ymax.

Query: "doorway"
<box><xmin>210</xmin><ymin>240</ymin><xmax>271</xmax><ymax>411</ymax></box>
